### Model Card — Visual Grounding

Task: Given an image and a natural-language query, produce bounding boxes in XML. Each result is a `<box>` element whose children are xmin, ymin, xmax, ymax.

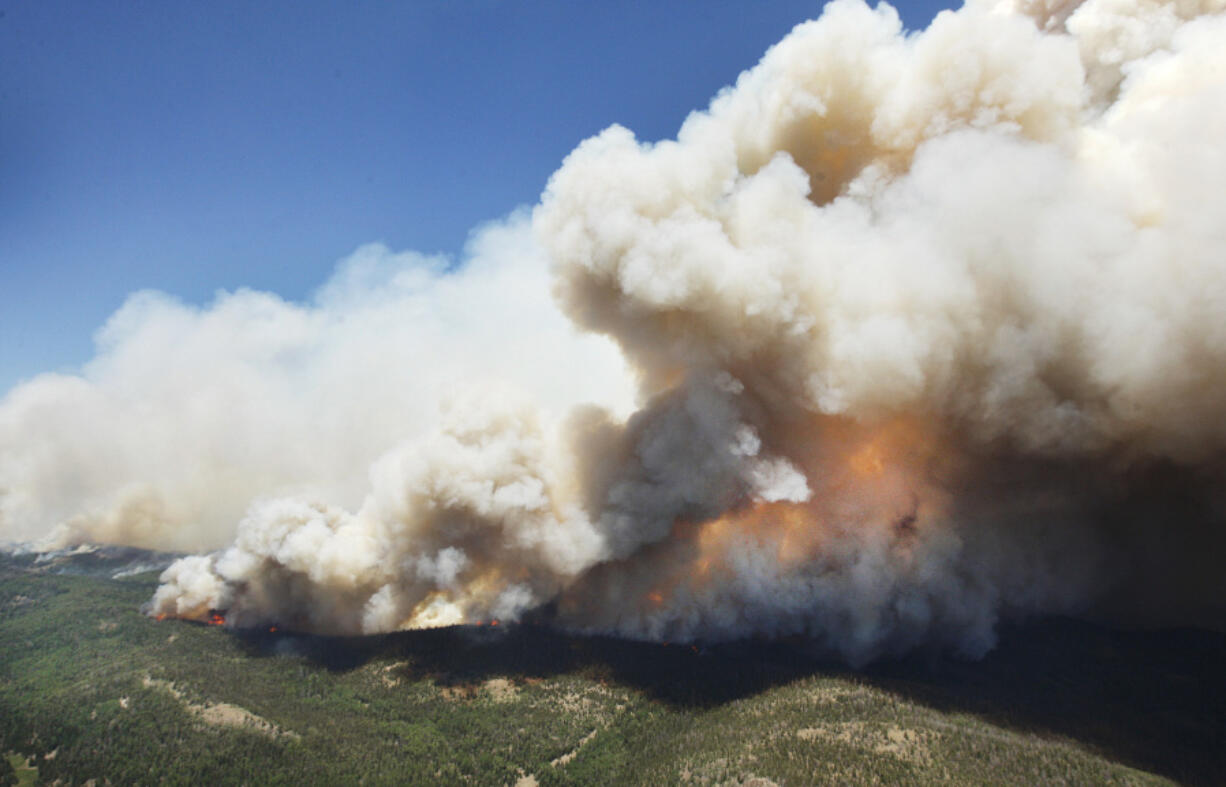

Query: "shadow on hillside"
<box><xmin>862</xmin><ymin>619</ymin><xmax>1226</xmax><ymax>787</ymax></box>
<box><xmin>235</xmin><ymin>621</ymin><xmax>823</xmax><ymax>705</ymax></box>
<box><xmin>232</xmin><ymin>618</ymin><xmax>1226</xmax><ymax>785</ymax></box>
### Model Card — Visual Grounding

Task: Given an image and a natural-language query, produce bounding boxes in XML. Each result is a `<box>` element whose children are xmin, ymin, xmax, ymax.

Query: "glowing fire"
<box><xmin>625</xmin><ymin>415</ymin><xmax>947</xmax><ymax>613</ymax></box>
<box><xmin>849</xmin><ymin>441</ymin><xmax>887</xmax><ymax>477</ymax></box>
<box><xmin>151</xmin><ymin>607</ymin><xmax>283</xmax><ymax>633</ymax></box>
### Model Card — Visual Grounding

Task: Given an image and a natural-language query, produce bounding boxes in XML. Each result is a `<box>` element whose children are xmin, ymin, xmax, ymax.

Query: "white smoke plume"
<box><xmin>0</xmin><ymin>215</ymin><xmax>635</xmax><ymax>553</ymax></box>
<box><xmin>9</xmin><ymin>0</ymin><xmax>1226</xmax><ymax>664</ymax></box>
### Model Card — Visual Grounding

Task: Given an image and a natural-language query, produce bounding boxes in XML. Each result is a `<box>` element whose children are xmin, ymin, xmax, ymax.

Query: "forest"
<box><xmin>2</xmin><ymin>549</ymin><xmax>1223</xmax><ymax>785</ymax></box>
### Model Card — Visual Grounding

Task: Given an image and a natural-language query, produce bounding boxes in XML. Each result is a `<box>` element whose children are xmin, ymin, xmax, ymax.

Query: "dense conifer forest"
<box><xmin>2</xmin><ymin>550</ymin><xmax>1222</xmax><ymax>785</ymax></box>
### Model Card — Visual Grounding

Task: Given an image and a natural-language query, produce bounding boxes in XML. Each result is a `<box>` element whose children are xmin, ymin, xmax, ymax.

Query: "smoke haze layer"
<box><xmin>7</xmin><ymin>0</ymin><xmax>1226</xmax><ymax>664</ymax></box>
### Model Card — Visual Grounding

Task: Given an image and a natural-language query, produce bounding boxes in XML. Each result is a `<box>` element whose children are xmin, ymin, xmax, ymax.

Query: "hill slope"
<box><xmin>1</xmin><ymin>552</ymin><xmax>1222</xmax><ymax>785</ymax></box>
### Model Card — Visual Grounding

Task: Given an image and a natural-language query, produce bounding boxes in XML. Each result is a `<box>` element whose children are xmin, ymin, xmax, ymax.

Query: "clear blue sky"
<box><xmin>0</xmin><ymin>0</ymin><xmax>955</xmax><ymax>394</ymax></box>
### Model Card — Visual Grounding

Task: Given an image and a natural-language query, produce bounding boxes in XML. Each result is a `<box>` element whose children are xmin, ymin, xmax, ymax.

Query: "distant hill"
<box><xmin>2</xmin><ymin>549</ymin><xmax>1223</xmax><ymax>786</ymax></box>
<box><xmin>0</xmin><ymin>542</ymin><xmax>180</xmax><ymax>580</ymax></box>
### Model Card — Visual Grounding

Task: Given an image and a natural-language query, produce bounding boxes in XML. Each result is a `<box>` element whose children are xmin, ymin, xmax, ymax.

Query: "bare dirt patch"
<box><xmin>483</xmin><ymin>677</ymin><xmax>518</xmax><ymax>703</ymax></box>
<box><xmin>551</xmin><ymin>728</ymin><xmax>599</xmax><ymax>767</ymax></box>
<box><xmin>379</xmin><ymin>661</ymin><xmax>409</xmax><ymax>688</ymax></box>
<box><xmin>796</xmin><ymin>721</ymin><xmax>932</xmax><ymax>764</ymax></box>
<box><xmin>3</xmin><ymin>594</ymin><xmax>34</xmax><ymax>611</ymax></box>
<box><xmin>438</xmin><ymin>684</ymin><xmax>476</xmax><ymax>701</ymax></box>
<box><xmin>198</xmin><ymin>703</ymin><xmax>288</xmax><ymax>737</ymax></box>
<box><xmin>876</xmin><ymin>724</ymin><xmax>931</xmax><ymax>762</ymax></box>
<box><xmin>141</xmin><ymin>675</ymin><xmax>299</xmax><ymax>741</ymax></box>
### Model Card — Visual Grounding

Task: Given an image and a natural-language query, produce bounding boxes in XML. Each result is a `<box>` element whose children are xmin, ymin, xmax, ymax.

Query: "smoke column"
<box><xmin>6</xmin><ymin>0</ymin><xmax>1226</xmax><ymax>663</ymax></box>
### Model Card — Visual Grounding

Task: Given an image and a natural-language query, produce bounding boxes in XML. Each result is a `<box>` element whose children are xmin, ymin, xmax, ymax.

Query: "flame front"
<box><xmin>615</xmin><ymin>415</ymin><xmax>950</xmax><ymax>617</ymax></box>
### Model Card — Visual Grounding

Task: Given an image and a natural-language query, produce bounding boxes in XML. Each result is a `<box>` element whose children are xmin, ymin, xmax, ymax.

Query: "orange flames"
<box><xmin>631</xmin><ymin>415</ymin><xmax>947</xmax><ymax>612</ymax></box>
<box><xmin>152</xmin><ymin>608</ymin><xmax>282</xmax><ymax>634</ymax></box>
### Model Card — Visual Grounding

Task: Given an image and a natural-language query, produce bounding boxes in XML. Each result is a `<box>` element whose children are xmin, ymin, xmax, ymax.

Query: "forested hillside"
<box><xmin>2</xmin><ymin>551</ymin><xmax>1222</xmax><ymax>785</ymax></box>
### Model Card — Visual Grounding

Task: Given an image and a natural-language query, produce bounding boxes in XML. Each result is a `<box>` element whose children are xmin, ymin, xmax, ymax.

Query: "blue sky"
<box><xmin>0</xmin><ymin>0</ymin><xmax>955</xmax><ymax>394</ymax></box>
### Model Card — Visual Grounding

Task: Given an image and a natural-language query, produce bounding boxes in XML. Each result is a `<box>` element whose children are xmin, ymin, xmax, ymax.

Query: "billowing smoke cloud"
<box><xmin>9</xmin><ymin>0</ymin><xmax>1226</xmax><ymax>663</ymax></box>
<box><xmin>0</xmin><ymin>215</ymin><xmax>635</xmax><ymax>552</ymax></box>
